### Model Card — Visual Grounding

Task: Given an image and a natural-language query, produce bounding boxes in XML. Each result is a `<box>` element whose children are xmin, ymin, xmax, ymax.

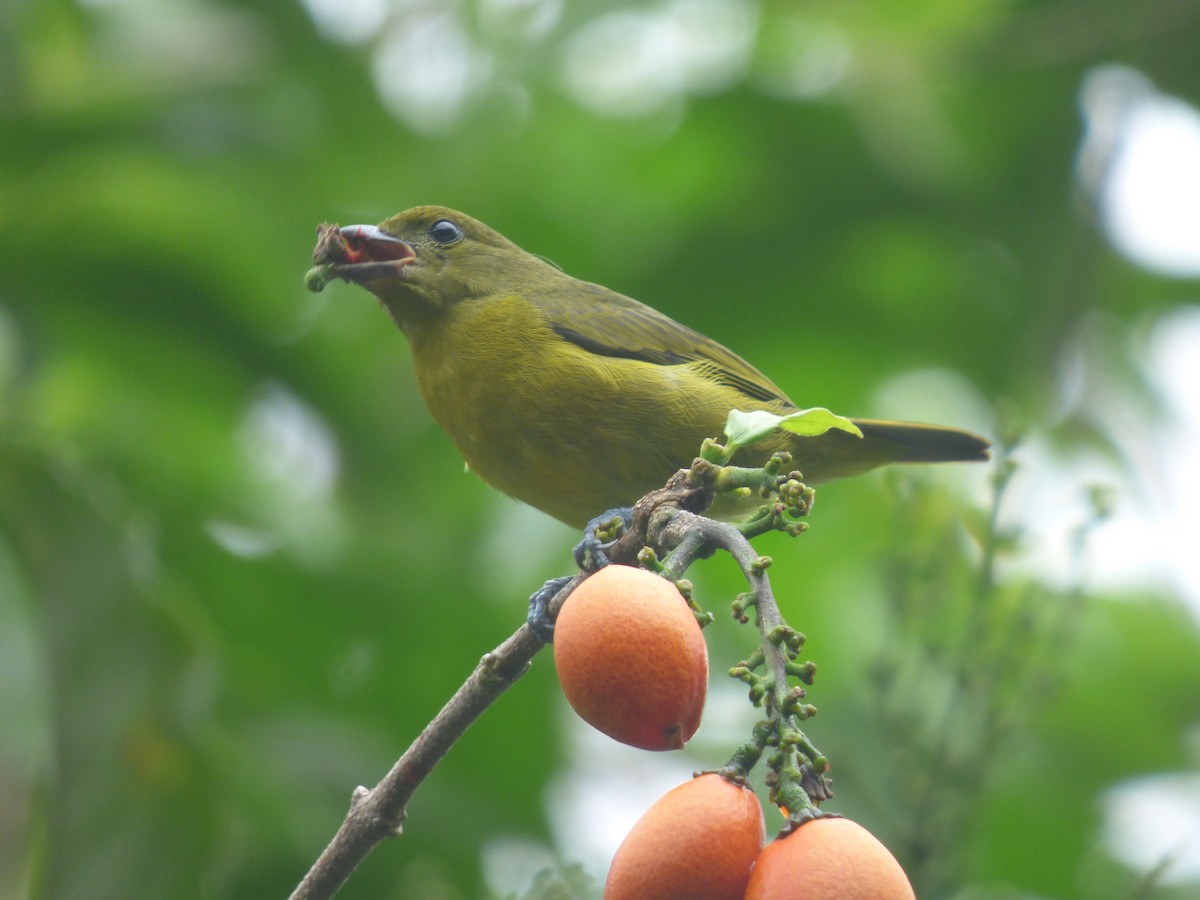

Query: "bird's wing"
<box><xmin>539</xmin><ymin>280</ymin><xmax>794</xmax><ymax>407</ymax></box>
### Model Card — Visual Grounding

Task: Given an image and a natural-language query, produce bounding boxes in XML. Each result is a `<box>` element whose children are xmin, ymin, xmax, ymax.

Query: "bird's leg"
<box><xmin>526</xmin><ymin>508</ymin><xmax>633</xmax><ymax>641</ymax></box>
<box><xmin>528</xmin><ymin>508</ymin><xmax>633</xmax><ymax>643</ymax></box>
<box><xmin>526</xmin><ymin>575</ymin><xmax>573</xmax><ymax>642</ymax></box>
<box><xmin>573</xmin><ymin>507</ymin><xmax>634</xmax><ymax>572</ymax></box>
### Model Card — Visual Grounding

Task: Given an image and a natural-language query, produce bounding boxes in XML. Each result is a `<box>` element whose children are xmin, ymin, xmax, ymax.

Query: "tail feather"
<box><xmin>776</xmin><ymin>418</ymin><xmax>990</xmax><ymax>484</ymax></box>
<box><xmin>852</xmin><ymin>418</ymin><xmax>991</xmax><ymax>464</ymax></box>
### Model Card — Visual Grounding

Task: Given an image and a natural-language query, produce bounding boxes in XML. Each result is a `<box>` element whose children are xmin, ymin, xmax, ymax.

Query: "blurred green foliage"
<box><xmin>3</xmin><ymin>0</ymin><xmax>1200</xmax><ymax>898</ymax></box>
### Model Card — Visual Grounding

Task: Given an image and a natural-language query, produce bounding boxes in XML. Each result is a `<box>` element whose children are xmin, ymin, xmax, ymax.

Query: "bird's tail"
<box><xmin>852</xmin><ymin>418</ymin><xmax>991</xmax><ymax>464</ymax></box>
<box><xmin>778</xmin><ymin>418</ymin><xmax>991</xmax><ymax>484</ymax></box>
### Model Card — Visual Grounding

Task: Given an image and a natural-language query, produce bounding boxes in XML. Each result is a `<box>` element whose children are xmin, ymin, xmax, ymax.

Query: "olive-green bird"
<box><xmin>308</xmin><ymin>206</ymin><xmax>989</xmax><ymax>527</ymax></box>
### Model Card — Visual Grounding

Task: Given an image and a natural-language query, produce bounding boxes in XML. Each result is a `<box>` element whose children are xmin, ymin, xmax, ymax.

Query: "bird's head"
<box><xmin>311</xmin><ymin>206</ymin><xmax>550</xmax><ymax>327</ymax></box>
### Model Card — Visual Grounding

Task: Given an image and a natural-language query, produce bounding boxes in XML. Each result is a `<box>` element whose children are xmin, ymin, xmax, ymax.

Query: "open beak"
<box><xmin>312</xmin><ymin>223</ymin><xmax>416</xmax><ymax>284</ymax></box>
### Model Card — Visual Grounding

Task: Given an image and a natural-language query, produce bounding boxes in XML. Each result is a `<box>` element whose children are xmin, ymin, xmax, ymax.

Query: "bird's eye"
<box><xmin>429</xmin><ymin>219</ymin><xmax>464</xmax><ymax>245</ymax></box>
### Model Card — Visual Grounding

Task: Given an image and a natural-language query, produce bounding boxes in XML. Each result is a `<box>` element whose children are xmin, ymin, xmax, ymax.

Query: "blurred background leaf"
<box><xmin>3</xmin><ymin>0</ymin><xmax>1200</xmax><ymax>897</ymax></box>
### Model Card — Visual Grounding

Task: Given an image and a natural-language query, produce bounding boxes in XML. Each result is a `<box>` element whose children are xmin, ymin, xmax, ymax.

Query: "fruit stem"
<box><xmin>649</xmin><ymin>508</ymin><xmax>831</xmax><ymax>807</ymax></box>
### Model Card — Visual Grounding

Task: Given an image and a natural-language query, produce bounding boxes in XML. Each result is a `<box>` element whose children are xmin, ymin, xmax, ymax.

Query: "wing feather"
<box><xmin>540</xmin><ymin>279</ymin><xmax>793</xmax><ymax>407</ymax></box>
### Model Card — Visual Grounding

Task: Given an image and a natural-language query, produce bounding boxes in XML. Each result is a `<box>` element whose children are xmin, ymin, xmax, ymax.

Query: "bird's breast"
<box><xmin>402</xmin><ymin>294</ymin><xmax>725</xmax><ymax>524</ymax></box>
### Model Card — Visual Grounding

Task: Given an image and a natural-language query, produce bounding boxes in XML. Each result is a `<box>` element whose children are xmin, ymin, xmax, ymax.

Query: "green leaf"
<box><xmin>778</xmin><ymin>408</ymin><xmax>862</xmax><ymax>439</ymax></box>
<box><xmin>723</xmin><ymin>408</ymin><xmax>862</xmax><ymax>450</ymax></box>
<box><xmin>723</xmin><ymin>409</ymin><xmax>791</xmax><ymax>447</ymax></box>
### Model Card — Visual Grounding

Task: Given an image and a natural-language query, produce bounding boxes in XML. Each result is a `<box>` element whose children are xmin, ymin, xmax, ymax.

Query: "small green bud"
<box><xmin>750</xmin><ymin>555</ymin><xmax>773</xmax><ymax>573</ymax></box>
<box><xmin>304</xmin><ymin>264</ymin><xmax>336</xmax><ymax>292</ymax></box>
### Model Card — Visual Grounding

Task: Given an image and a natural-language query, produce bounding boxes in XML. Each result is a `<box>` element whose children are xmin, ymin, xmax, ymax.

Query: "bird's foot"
<box><xmin>527</xmin><ymin>575</ymin><xmax>573</xmax><ymax>642</ymax></box>
<box><xmin>573</xmin><ymin>507</ymin><xmax>633</xmax><ymax>571</ymax></box>
<box><xmin>529</xmin><ymin>508</ymin><xmax>633</xmax><ymax>641</ymax></box>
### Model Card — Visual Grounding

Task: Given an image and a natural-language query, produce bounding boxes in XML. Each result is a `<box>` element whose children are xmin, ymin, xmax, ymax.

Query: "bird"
<box><xmin>306</xmin><ymin>206</ymin><xmax>989</xmax><ymax>528</ymax></box>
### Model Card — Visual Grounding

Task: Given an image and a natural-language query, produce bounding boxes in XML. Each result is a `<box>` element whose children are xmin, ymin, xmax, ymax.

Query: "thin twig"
<box><xmin>653</xmin><ymin>510</ymin><xmax>791</xmax><ymax>699</ymax></box>
<box><xmin>288</xmin><ymin>576</ymin><xmax>582</xmax><ymax>900</ymax></box>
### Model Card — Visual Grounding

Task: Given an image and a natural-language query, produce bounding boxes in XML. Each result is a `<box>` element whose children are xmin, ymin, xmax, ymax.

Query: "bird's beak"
<box><xmin>313</xmin><ymin>223</ymin><xmax>416</xmax><ymax>284</ymax></box>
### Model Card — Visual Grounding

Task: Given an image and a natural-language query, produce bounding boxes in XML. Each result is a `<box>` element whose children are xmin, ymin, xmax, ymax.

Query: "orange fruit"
<box><xmin>554</xmin><ymin>565</ymin><xmax>707</xmax><ymax>751</ymax></box>
<box><xmin>744</xmin><ymin>816</ymin><xmax>915</xmax><ymax>899</ymax></box>
<box><xmin>605</xmin><ymin>773</ymin><xmax>765</xmax><ymax>899</ymax></box>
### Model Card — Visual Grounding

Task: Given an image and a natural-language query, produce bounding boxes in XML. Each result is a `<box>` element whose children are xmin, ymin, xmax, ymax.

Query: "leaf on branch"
<box><xmin>778</xmin><ymin>408</ymin><xmax>862</xmax><ymax>439</ymax></box>
<box><xmin>723</xmin><ymin>408</ymin><xmax>863</xmax><ymax>450</ymax></box>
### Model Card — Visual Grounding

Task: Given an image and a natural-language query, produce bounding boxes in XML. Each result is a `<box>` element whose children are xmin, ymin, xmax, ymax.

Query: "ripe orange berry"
<box><xmin>744</xmin><ymin>816</ymin><xmax>915</xmax><ymax>899</ymax></box>
<box><xmin>554</xmin><ymin>565</ymin><xmax>708</xmax><ymax>751</ymax></box>
<box><xmin>604</xmin><ymin>773</ymin><xmax>765</xmax><ymax>900</ymax></box>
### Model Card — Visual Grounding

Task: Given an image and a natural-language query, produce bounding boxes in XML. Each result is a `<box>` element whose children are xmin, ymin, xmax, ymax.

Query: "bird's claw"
<box><xmin>573</xmin><ymin>507</ymin><xmax>634</xmax><ymax>571</ymax></box>
<box><xmin>529</xmin><ymin>508</ymin><xmax>633</xmax><ymax>641</ymax></box>
<box><xmin>527</xmin><ymin>575</ymin><xmax>573</xmax><ymax>642</ymax></box>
